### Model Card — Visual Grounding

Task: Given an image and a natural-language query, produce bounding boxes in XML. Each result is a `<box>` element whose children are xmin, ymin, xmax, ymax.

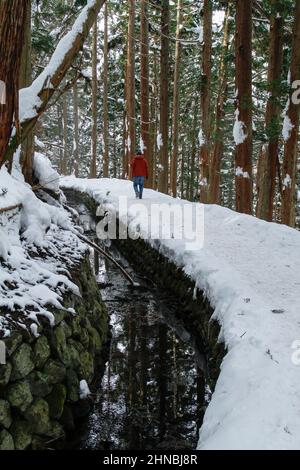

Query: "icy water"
<box><xmin>67</xmin><ymin>200</ymin><xmax>206</xmax><ymax>451</ymax></box>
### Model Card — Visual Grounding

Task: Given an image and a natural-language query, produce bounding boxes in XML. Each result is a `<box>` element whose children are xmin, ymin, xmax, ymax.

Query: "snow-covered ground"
<box><xmin>0</xmin><ymin>163</ymin><xmax>86</xmax><ymax>338</ymax></box>
<box><xmin>61</xmin><ymin>176</ymin><xmax>300</xmax><ymax>450</ymax></box>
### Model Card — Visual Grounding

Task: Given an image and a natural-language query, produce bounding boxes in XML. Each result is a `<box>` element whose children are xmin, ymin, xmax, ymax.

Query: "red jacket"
<box><xmin>130</xmin><ymin>155</ymin><xmax>149</xmax><ymax>178</ymax></box>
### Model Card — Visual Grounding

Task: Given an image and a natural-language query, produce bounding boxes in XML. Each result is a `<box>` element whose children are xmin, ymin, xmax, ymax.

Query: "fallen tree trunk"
<box><xmin>3</xmin><ymin>0</ymin><xmax>107</xmax><ymax>165</ymax></box>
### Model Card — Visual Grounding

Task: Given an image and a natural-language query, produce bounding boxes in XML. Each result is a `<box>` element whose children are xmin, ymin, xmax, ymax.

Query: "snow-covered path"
<box><xmin>61</xmin><ymin>177</ymin><xmax>300</xmax><ymax>450</ymax></box>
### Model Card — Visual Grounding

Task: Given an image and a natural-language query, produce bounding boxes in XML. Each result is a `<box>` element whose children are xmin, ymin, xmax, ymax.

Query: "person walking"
<box><xmin>130</xmin><ymin>150</ymin><xmax>149</xmax><ymax>199</ymax></box>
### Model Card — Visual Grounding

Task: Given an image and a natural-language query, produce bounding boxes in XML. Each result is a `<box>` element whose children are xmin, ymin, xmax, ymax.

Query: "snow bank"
<box><xmin>61</xmin><ymin>176</ymin><xmax>300</xmax><ymax>450</ymax></box>
<box><xmin>33</xmin><ymin>152</ymin><xmax>60</xmax><ymax>192</ymax></box>
<box><xmin>0</xmin><ymin>166</ymin><xmax>86</xmax><ymax>337</ymax></box>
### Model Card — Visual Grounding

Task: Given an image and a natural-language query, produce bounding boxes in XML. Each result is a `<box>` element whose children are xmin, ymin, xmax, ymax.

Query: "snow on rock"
<box><xmin>79</xmin><ymin>379</ymin><xmax>91</xmax><ymax>399</ymax></box>
<box><xmin>33</xmin><ymin>152</ymin><xmax>60</xmax><ymax>192</ymax></box>
<box><xmin>233</xmin><ymin>109</ymin><xmax>247</xmax><ymax>145</ymax></box>
<box><xmin>0</xmin><ymin>165</ymin><xmax>86</xmax><ymax>337</ymax></box>
<box><xmin>61</xmin><ymin>176</ymin><xmax>300</xmax><ymax>450</ymax></box>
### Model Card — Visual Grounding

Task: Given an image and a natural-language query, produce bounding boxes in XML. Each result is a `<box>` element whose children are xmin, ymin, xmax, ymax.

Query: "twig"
<box><xmin>73</xmin><ymin>230</ymin><xmax>136</xmax><ymax>287</ymax></box>
<box><xmin>0</xmin><ymin>203</ymin><xmax>22</xmax><ymax>214</ymax></box>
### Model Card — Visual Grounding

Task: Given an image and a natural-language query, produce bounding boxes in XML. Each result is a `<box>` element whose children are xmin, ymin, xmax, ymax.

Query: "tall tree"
<box><xmin>234</xmin><ymin>0</ymin><xmax>253</xmax><ymax>214</ymax></box>
<box><xmin>124</xmin><ymin>0</ymin><xmax>136</xmax><ymax>178</ymax></box>
<box><xmin>72</xmin><ymin>80</ymin><xmax>79</xmax><ymax>176</ymax></box>
<box><xmin>102</xmin><ymin>2</ymin><xmax>109</xmax><ymax>177</ymax></box>
<box><xmin>199</xmin><ymin>0</ymin><xmax>212</xmax><ymax>203</ymax></box>
<box><xmin>281</xmin><ymin>0</ymin><xmax>300</xmax><ymax>227</ymax></box>
<box><xmin>140</xmin><ymin>0</ymin><xmax>152</xmax><ymax>187</ymax></box>
<box><xmin>209</xmin><ymin>3</ymin><xmax>232</xmax><ymax>205</ymax></box>
<box><xmin>90</xmin><ymin>18</ymin><xmax>98</xmax><ymax>178</ymax></box>
<box><xmin>0</xmin><ymin>0</ymin><xmax>29</xmax><ymax>166</ymax></box>
<box><xmin>158</xmin><ymin>0</ymin><xmax>170</xmax><ymax>194</ymax></box>
<box><xmin>170</xmin><ymin>0</ymin><xmax>183</xmax><ymax>198</ymax></box>
<box><xmin>20</xmin><ymin>0</ymin><xmax>34</xmax><ymax>184</ymax></box>
<box><xmin>62</xmin><ymin>89</ymin><xmax>68</xmax><ymax>175</ymax></box>
<box><xmin>256</xmin><ymin>0</ymin><xmax>284</xmax><ymax>222</ymax></box>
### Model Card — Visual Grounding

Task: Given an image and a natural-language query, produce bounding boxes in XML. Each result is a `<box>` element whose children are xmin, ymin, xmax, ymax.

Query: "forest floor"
<box><xmin>61</xmin><ymin>176</ymin><xmax>300</xmax><ymax>450</ymax></box>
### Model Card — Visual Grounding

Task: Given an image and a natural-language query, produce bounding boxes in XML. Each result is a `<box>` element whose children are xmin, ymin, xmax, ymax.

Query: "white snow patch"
<box><xmin>157</xmin><ymin>132</ymin><xmax>163</xmax><ymax>150</ymax></box>
<box><xmin>233</xmin><ymin>109</ymin><xmax>247</xmax><ymax>145</ymax></box>
<box><xmin>235</xmin><ymin>167</ymin><xmax>250</xmax><ymax>179</ymax></box>
<box><xmin>33</xmin><ymin>152</ymin><xmax>60</xmax><ymax>192</ymax></box>
<box><xmin>283</xmin><ymin>174</ymin><xmax>292</xmax><ymax>190</ymax></box>
<box><xmin>79</xmin><ymin>380</ymin><xmax>91</xmax><ymax>399</ymax></box>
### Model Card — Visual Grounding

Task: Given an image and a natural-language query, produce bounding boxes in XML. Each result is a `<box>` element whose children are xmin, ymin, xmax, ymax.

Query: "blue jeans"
<box><xmin>133</xmin><ymin>176</ymin><xmax>145</xmax><ymax>198</ymax></box>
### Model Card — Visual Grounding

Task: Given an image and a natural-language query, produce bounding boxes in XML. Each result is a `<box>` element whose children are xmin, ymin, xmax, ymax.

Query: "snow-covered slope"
<box><xmin>61</xmin><ymin>176</ymin><xmax>300</xmax><ymax>450</ymax></box>
<box><xmin>0</xmin><ymin>166</ymin><xmax>85</xmax><ymax>338</ymax></box>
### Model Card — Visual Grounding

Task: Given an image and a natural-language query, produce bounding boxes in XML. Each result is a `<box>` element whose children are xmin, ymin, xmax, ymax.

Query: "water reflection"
<box><xmin>82</xmin><ymin>249</ymin><xmax>205</xmax><ymax>451</ymax></box>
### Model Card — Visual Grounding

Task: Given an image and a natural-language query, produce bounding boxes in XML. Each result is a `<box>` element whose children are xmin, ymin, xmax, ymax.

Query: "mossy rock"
<box><xmin>88</xmin><ymin>326</ymin><xmax>102</xmax><ymax>354</ymax></box>
<box><xmin>10</xmin><ymin>343</ymin><xmax>34</xmax><ymax>381</ymax></box>
<box><xmin>0</xmin><ymin>400</ymin><xmax>12</xmax><ymax>428</ymax></box>
<box><xmin>7</xmin><ymin>381</ymin><xmax>33</xmax><ymax>413</ymax></box>
<box><xmin>24</xmin><ymin>398</ymin><xmax>50</xmax><ymax>435</ymax></box>
<box><xmin>33</xmin><ymin>336</ymin><xmax>50</xmax><ymax>369</ymax></box>
<box><xmin>46</xmin><ymin>384</ymin><xmax>66</xmax><ymax>420</ymax></box>
<box><xmin>0</xmin><ymin>430</ymin><xmax>15</xmax><ymax>450</ymax></box>
<box><xmin>43</xmin><ymin>359</ymin><xmax>66</xmax><ymax>384</ymax></box>
<box><xmin>66</xmin><ymin>369</ymin><xmax>79</xmax><ymax>402</ymax></box>
<box><xmin>44</xmin><ymin>421</ymin><xmax>65</xmax><ymax>441</ymax></box>
<box><xmin>79</xmin><ymin>327</ymin><xmax>90</xmax><ymax>349</ymax></box>
<box><xmin>66</xmin><ymin>341</ymin><xmax>81</xmax><ymax>369</ymax></box>
<box><xmin>62</xmin><ymin>321</ymin><xmax>72</xmax><ymax>339</ymax></box>
<box><xmin>71</xmin><ymin>316</ymin><xmax>83</xmax><ymax>339</ymax></box>
<box><xmin>60</xmin><ymin>404</ymin><xmax>75</xmax><ymax>431</ymax></box>
<box><xmin>10</xmin><ymin>420</ymin><xmax>32</xmax><ymax>450</ymax></box>
<box><xmin>78</xmin><ymin>351</ymin><xmax>94</xmax><ymax>382</ymax></box>
<box><xmin>54</xmin><ymin>310</ymin><xmax>66</xmax><ymax>324</ymax></box>
<box><xmin>28</xmin><ymin>371</ymin><xmax>53</xmax><ymax>397</ymax></box>
<box><xmin>53</xmin><ymin>324</ymin><xmax>71</xmax><ymax>365</ymax></box>
<box><xmin>0</xmin><ymin>362</ymin><xmax>12</xmax><ymax>386</ymax></box>
<box><xmin>5</xmin><ymin>333</ymin><xmax>22</xmax><ymax>357</ymax></box>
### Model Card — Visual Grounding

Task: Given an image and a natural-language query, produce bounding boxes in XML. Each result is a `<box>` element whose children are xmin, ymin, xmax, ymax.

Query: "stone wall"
<box><xmin>0</xmin><ymin>256</ymin><xmax>109</xmax><ymax>450</ymax></box>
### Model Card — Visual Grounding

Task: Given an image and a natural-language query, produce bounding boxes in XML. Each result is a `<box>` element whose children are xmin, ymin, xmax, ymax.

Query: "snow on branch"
<box><xmin>5</xmin><ymin>0</ymin><xmax>107</xmax><ymax>162</ymax></box>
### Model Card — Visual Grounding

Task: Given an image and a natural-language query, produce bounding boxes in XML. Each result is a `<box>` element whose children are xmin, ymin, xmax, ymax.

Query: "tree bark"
<box><xmin>281</xmin><ymin>0</ymin><xmax>300</xmax><ymax>227</ymax></box>
<box><xmin>190</xmin><ymin>98</ymin><xmax>199</xmax><ymax>201</ymax></box>
<box><xmin>62</xmin><ymin>90</ymin><xmax>68</xmax><ymax>175</ymax></box>
<box><xmin>90</xmin><ymin>18</ymin><xmax>98</xmax><ymax>178</ymax></box>
<box><xmin>124</xmin><ymin>0</ymin><xmax>136</xmax><ymax>178</ymax></box>
<box><xmin>140</xmin><ymin>0</ymin><xmax>152</xmax><ymax>187</ymax></box>
<box><xmin>235</xmin><ymin>0</ymin><xmax>253</xmax><ymax>214</ymax></box>
<box><xmin>209</xmin><ymin>3</ymin><xmax>232</xmax><ymax>205</ymax></box>
<box><xmin>0</xmin><ymin>0</ymin><xmax>29</xmax><ymax>166</ymax></box>
<box><xmin>19</xmin><ymin>0</ymin><xmax>34</xmax><ymax>184</ymax></box>
<box><xmin>72</xmin><ymin>80</ymin><xmax>79</xmax><ymax>176</ymax></box>
<box><xmin>170</xmin><ymin>0</ymin><xmax>183</xmax><ymax>198</ymax></box>
<box><xmin>158</xmin><ymin>0</ymin><xmax>170</xmax><ymax>194</ymax></box>
<box><xmin>256</xmin><ymin>0</ymin><xmax>284</xmax><ymax>222</ymax></box>
<box><xmin>102</xmin><ymin>2</ymin><xmax>109</xmax><ymax>177</ymax></box>
<box><xmin>199</xmin><ymin>0</ymin><xmax>212</xmax><ymax>203</ymax></box>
